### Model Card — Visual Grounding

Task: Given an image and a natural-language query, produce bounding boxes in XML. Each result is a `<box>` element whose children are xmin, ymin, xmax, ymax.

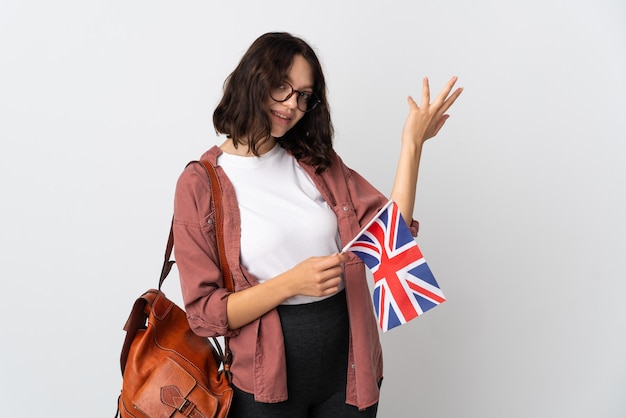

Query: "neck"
<box><xmin>220</xmin><ymin>137</ymin><xmax>277</xmax><ymax>156</ymax></box>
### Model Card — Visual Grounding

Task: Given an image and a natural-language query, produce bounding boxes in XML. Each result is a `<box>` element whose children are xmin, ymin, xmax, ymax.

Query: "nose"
<box><xmin>283</xmin><ymin>92</ymin><xmax>299</xmax><ymax>109</ymax></box>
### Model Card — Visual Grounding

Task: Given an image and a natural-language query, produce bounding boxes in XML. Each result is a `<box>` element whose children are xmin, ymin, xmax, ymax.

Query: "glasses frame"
<box><xmin>270</xmin><ymin>81</ymin><xmax>321</xmax><ymax>112</ymax></box>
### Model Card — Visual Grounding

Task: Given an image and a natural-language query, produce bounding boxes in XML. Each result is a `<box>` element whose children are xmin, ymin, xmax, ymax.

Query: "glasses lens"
<box><xmin>298</xmin><ymin>92</ymin><xmax>320</xmax><ymax>112</ymax></box>
<box><xmin>270</xmin><ymin>85</ymin><xmax>292</xmax><ymax>102</ymax></box>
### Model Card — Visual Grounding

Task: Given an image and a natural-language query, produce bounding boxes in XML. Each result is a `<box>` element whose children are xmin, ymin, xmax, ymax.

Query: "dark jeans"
<box><xmin>228</xmin><ymin>290</ymin><xmax>379</xmax><ymax>418</ymax></box>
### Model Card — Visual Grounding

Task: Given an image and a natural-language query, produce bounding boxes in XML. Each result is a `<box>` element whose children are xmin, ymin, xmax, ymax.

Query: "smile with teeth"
<box><xmin>272</xmin><ymin>110</ymin><xmax>291</xmax><ymax>123</ymax></box>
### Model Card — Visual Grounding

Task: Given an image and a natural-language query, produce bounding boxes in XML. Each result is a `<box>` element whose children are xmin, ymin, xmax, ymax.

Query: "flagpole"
<box><xmin>340</xmin><ymin>199</ymin><xmax>394</xmax><ymax>254</ymax></box>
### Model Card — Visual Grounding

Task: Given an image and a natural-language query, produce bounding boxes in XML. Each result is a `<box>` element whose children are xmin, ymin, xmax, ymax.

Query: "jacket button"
<box><xmin>343</xmin><ymin>206</ymin><xmax>349</xmax><ymax>212</ymax></box>
<box><xmin>208</xmin><ymin>219</ymin><xmax>213</xmax><ymax>225</ymax></box>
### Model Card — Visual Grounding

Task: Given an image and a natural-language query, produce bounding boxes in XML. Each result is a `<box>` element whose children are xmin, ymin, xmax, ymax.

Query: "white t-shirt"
<box><xmin>218</xmin><ymin>145</ymin><xmax>343</xmax><ymax>304</ymax></box>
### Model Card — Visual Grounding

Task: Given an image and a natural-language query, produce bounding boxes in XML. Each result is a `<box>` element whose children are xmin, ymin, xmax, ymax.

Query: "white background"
<box><xmin>1</xmin><ymin>1</ymin><xmax>625</xmax><ymax>417</ymax></box>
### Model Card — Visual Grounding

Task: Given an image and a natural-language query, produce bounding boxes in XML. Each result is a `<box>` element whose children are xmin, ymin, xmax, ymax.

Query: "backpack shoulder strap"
<box><xmin>158</xmin><ymin>160</ymin><xmax>234</xmax><ymax>293</ymax></box>
<box><xmin>196</xmin><ymin>160</ymin><xmax>234</xmax><ymax>293</ymax></box>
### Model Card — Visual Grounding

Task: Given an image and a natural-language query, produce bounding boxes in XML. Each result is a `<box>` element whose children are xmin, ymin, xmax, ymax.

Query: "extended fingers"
<box><xmin>432</xmin><ymin>77</ymin><xmax>462</xmax><ymax>119</ymax></box>
<box><xmin>421</xmin><ymin>77</ymin><xmax>430</xmax><ymax>107</ymax></box>
<box><xmin>434</xmin><ymin>76</ymin><xmax>459</xmax><ymax>104</ymax></box>
<box><xmin>407</xmin><ymin>95</ymin><xmax>419</xmax><ymax>110</ymax></box>
<box><xmin>418</xmin><ymin>76</ymin><xmax>462</xmax><ymax>112</ymax></box>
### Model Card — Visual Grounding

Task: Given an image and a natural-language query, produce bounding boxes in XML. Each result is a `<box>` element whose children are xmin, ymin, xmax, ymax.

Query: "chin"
<box><xmin>271</xmin><ymin>129</ymin><xmax>289</xmax><ymax>139</ymax></box>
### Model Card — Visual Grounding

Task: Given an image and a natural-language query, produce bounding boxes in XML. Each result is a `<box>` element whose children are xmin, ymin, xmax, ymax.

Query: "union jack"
<box><xmin>342</xmin><ymin>200</ymin><xmax>446</xmax><ymax>332</ymax></box>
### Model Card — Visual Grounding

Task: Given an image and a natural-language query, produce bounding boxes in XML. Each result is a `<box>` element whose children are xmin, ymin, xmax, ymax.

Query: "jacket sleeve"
<box><xmin>173</xmin><ymin>163</ymin><xmax>239</xmax><ymax>338</ymax></box>
<box><xmin>336</xmin><ymin>154</ymin><xmax>420</xmax><ymax>237</ymax></box>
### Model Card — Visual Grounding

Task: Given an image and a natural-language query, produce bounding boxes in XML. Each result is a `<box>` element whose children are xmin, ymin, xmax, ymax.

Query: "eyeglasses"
<box><xmin>270</xmin><ymin>81</ymin><xmax>320</xmax><ymax>112</ymax></box>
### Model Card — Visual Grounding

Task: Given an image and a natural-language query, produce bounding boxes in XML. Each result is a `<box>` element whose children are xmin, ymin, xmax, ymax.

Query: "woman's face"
<box><xmin>266</xmin><ymin>54</ymin><xmax>314</xmax><ymax>138</ymax></box>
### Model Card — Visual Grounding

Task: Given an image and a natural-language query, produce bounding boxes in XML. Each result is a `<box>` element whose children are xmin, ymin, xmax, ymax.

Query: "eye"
<box><xmin>299</xmin><ymin>92</ymin><xmax>312</xmax><ymax>101</ymax></box>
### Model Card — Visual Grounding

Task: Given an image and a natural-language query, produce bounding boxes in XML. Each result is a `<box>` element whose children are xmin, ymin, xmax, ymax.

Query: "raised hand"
<box><xmin>390</xmin><ymin>76</ymin><xmax>463</xmax><ymax>224</ymax></box>
<box><xmin>402</xmin><ymin>76</ymin><xmax>463</xmax><ymax>147</ymax></box>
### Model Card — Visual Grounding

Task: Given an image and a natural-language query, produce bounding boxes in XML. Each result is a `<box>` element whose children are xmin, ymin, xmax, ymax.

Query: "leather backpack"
<box><xmin>116</xmin><ymin>160</ymin><xmax>234</xmax><ymax>417</ymax></box>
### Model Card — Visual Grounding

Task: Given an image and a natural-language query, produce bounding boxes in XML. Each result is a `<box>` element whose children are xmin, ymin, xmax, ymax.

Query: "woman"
<box><xmin>173</xmin><ymin>32</ymin><xmax>462</xmax><ymax>417</ymax></box>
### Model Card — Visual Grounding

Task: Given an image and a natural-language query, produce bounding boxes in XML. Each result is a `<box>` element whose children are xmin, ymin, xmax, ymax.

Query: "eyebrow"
<box><xmin>286</xmin><ymin>78</ymin><xmax>314</xmax><ymax>91</ymax></box>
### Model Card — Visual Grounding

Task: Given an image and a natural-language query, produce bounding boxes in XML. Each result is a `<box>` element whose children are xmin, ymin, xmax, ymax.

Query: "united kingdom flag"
<box><xmin>342</xmin><ymin>200</ymin><xmax>446</xmax><ymax>332</ymax></box>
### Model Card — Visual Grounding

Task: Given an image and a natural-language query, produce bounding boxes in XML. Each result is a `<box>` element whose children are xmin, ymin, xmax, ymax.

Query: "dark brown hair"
<box><xmin>213</xmin><ymin>32</ymin><xmax>334</xmax><ymax>172</ymax></box>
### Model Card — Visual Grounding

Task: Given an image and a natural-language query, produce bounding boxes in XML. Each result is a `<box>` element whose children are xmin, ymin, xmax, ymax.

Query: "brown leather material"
<box><xmin>117</xmin><ymin>290</ymin><xmax>232</xmax><ymax>417</ymax></box>
<box><xmin>117</xmin><ymin>160</ymin><xmax>233</xmax><ymax>417</ymax></box>
<box><xmin>197</xmin><ymin>160</ymin><xmax>234</xmax><ymax>384</ymax></box>
<box><xmin>198</xmin><ymin>160</ymin><xmax>234</xmax><ymax>293</ymax></box>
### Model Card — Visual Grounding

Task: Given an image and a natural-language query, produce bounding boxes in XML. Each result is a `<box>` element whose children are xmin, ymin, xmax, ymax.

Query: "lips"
<box><xmin>271</xmin><ymin>110</ymin><xmax>292</xmax><ymax>125</ymax></box>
